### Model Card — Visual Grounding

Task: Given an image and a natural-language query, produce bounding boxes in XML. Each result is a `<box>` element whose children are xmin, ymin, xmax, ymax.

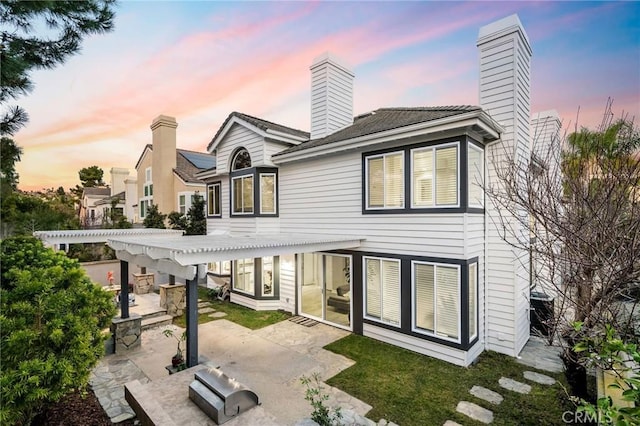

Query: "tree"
<box><xmin>485</xmin><ymin>104</ymin><xmax>640</xmax><ymax>396</ymax></box>
<box><xmin>78</xmin><ymin>165</ymin><xmax>105</xmax><ymax>187</ymax></box>
<box><xmin>104</xmin><ymin>197</ymin><xmax>132</xmax><ymax>229</ymax></box>
<box><xmin>0</xmin><ymin>136</ymin><xmax>22</xmax><ymax>191</ymax></box>
<box><xmin>0</xmin><ymin>236</ymin><xmax>116</xmax><ymax>424</ymax></box>
<box><xmin>167</xmin><ymin>211</ymin><xmax>187</xmax><ymax>231</ymax></box>
<box><xmin>185</xmin><ymin>192</ymin><xmax>206</xmax><ymax>235</ymax></box>
<box><xmin>143</xmin><ymin>204</ymin><xmax>166</xmax><ymax>229</ymax></box>
<box><xmin>0</xmin><ymin>0</ymin><xmax>116</xmax><ymax>132</ymax></box>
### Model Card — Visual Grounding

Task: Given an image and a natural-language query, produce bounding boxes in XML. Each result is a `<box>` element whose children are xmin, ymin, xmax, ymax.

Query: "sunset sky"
<box><xmin>12</xmin><ymin>1</ymin><xmax>640</xmax><ymax>191</ymax></box>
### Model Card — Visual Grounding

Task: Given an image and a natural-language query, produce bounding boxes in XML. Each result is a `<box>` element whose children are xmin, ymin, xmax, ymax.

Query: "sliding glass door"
<box><xmin>300</xmin><ymin>253</ymin><xmax>351</xmax><ymax>328</ymax></box>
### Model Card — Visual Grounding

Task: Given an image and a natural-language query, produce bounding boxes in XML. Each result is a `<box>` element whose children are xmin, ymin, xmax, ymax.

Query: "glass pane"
<box><xmin>365</xmin><ymin>258</ymin><xmax>381</xmax><ymax>318</ymax></box>
<box><xmin>385</xmin><ymin>153</ymin><xmax>404</xmax><ymax>207</ymax></box>
<box><xmin>381</xmin><ymin>260</ymin><xmax>400</xmax><ymax>324</ymax></box>
<box><xmin>150</xmin><ymin>184</ymin><xmax>153</xmax><ymax>196</ymax></box>
<box><xmin>368</xmin><ymin>157</ymin><xmax>384</xmax><ymax>208</ymax></box>
<box><xmin>233</xmin><ymin>178</ymin><xmax>243</xmax><ymax>213</ymax></box>
<box><xmin>232</xmin><ymin>149</ymin><xmax>252</xmax><ymax>170</ymax></box>
<box><xmin>413</xmin><ymin>149</ymin><xmax>433</xmax><ymax>206</ymax></box>
<box><xmin>301</xmin><ymin>253</ymin><xmax>323</xmax><ymax>318</ymax></box>
<box><xmin>436</xmin><ymin>266</ymin><xmax>459</xmax><ymax>339</ymax></box>
<box><xmin>262</xmin><ymin>257</ymin><xmax>273</xmax><ymax>296</ymax></box>
<box><xmin>207</xmin><ymin>186</ymin><xmax>214</xmax><ymax>215</ymax></box>
<box><xmin>243</xmin><ymin>176</ymin><xmax>254</xmax><ymax>213</ymax></box>
<box><xmin>415</xmin><ymin>263</ymin><xmax>435</xmax><ymax>332</ymax></box>
<box><xmin>234</xmin><ymin>258</ymin><xmax>254</xmax><ymax>294</ymax></box>
<box><xmin>214</xmin><ymin>185</ymin><xmax>221</xmax><ymax>215</ymax></box>
<box><xmin>469</xmin><ymin>263</ymin><xmax>477</xmax><ymax>339</ymax></box>
<box><xmin>261</xmin><ymin>175</ymin><xmax>275</xmax><ymax>213</ymax></box>
<box><xmin>436</xmin><ymin>146</ymin><xmax>458</xmax><ymax>205</ymax></box>
<box><xmin>468</xmin><ymin>146</ymin><xmax>483</xmax><ymax>207</ymax></box>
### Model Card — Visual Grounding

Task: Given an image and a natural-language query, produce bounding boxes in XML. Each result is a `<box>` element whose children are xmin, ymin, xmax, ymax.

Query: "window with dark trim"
<box><xmin>207</xmin><ymin>183</ymin><xmax>221</xmax><ymax>217</ymax></box>
<box><xmin>232</xmin><ymin>256</ymin><xmax>279</xmax><ymax>299</ymax></box>
<box><xmin>362</xmin><ymin>137</ymin><xmax>483</xmax><ymax>214</ymax></box>
<box><xmin>230</xmin><ymin>165</ymin><xmax>278</xmax><ymax>217</ymax></box>
<box><xmin>232</xmin><ymin>148</ymin><xmax>252</xmax><ymax>171</ymax></box>
<box><xmin>412</xmin><ymin>261</ymin><xmax>461</xmax><ymax>343</ymax></box>
<box><xmin>364</xmin><ymin>256</ymin><xmax>401</xmax><ymax>326</ymax></box>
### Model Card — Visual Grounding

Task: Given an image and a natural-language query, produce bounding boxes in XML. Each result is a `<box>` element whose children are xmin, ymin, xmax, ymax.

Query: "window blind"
<box><xmin>260</xmin><ymin>174</ymin><xmax>275</xmax><ymax>213</ymax></box>
<box><xmin>385</xmin><ymin>153</ymin><xmax>404</xmax><ymax>208</ymax></box>
<box><xmin>468</xmin><ymin>146</ymin><xmax>484</xmax><ymax>207</ymax></box>
<box><xmin>436</xmin><ymin>266</ymin><xmax>459</xmax><ymax>339</ymax></box>
<box><xmin>243</xmin><ymin>176</ymin><xmax>254</xmax><ymax>213</ymax></box>
<box><xmin>414</xmin><ymin>263</ymin><xmax>435</xmax><ymax>332</ymax></box>
<box><xmin>413</xmin><ymin>149</ymin><xmax>433</xmax><ymax>206</ymax></box>
<box><xmin>469</xmin><ymin>263</ymin><xmax>477</xmax><ymax>339</ymax></box>
<box><xmin>365</xmin><ymin>258</ymin><xmax>381</xmax><ymax>318</ymax></box>
<box><xmin>436</xmin><ymin>147</ymin><xmax>458</xmax><ymax>206</ymax></box>
<box><xmin>368</xmin><ymin>157</ymin><xmax>384</xmax><ymax>208</ymax></box>
<box><xmin>381</xmin><ymin>260</ymin><xmax>400</xmax><ymax>325</ymax></box>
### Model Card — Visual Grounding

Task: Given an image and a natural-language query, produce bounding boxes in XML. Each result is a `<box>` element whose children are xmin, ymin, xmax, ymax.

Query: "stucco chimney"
<box><xmin>310</xmin><ymin>52</ymin><xmax>354</xmax><ymax>140</ymax></box>
<box><xmin>477</xmin><ymin>14</ymin><xmax>533</xmax><ymax>357</ymax></box>
<box><xmin>150</xmin><ymin>115</ymin><xmax>177</xmax><ymax>216</ymax></box>
<box><xmin>109</xmin><ymin>167</ymin><xmax>129</xmax><ymax>196</ymax></box>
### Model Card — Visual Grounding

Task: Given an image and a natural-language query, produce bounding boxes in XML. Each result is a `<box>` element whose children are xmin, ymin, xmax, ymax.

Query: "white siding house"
<box><xmin>189</xmin><ymin>14</ymin><xmax>550</xmax><ymax>367</ymax></box>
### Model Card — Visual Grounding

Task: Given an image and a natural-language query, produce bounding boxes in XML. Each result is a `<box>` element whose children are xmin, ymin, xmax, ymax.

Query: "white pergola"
<box><xmin>34</xmin><ymin>228</ymin><xmax>183</xmax><ymax>248</ymax></box>
<box><xmin>106</xmin><ymin>232</ymin><xmax>364</xmax><ymax>367</ymax></box>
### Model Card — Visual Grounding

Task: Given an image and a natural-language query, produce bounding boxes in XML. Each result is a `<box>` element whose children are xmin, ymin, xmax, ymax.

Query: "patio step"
<box><xmin>141</xmin><ymin>314</ymin><xmax>173</xmax><ymax>331</ymax></box>
<box><xmin>141</xmin><ymin>308</ymin><xmax>168</xmax><ymax>320</ymax></box>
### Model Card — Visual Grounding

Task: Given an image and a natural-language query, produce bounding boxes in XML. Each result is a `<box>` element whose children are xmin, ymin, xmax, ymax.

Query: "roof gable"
<box><xmin>207</xmin><ymin>111</ymin><xmax>309</xmax><ymax>153</ymax></box>
<box><xmin>134</xmin><ymin>144</ymin><xmax>153</xmax><ymax>170</ymax></box>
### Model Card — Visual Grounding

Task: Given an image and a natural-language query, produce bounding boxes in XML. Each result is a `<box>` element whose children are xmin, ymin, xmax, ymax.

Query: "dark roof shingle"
<box><xmin>275</xmin><ymin>106</ymin><xmax>481</xmax><ymax>156</ymax></box>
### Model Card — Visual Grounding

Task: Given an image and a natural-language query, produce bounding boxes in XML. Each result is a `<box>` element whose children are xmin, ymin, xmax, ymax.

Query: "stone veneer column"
<box><xmin>133</xmin><ymin>272</ymin><xmax>154</xmax><ymax>294</ymax></box>
<box><xmin>159</xmin><ymin>283</ymin><xmax>186</xmax><ymax>316</ymax></box>
<box><xmin>111</xmin><ymin>314</ymin><xmax>142</xmax><ymax>353</ymax></box>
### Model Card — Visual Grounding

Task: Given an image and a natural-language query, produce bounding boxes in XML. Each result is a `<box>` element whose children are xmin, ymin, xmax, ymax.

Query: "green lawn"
<box><xmin>325</xmin><ymin>334</ymin><xmax>572</xmax><ymax>426</ymax></box>
<box><xmin>172</xmin><ymin>286</ymin><xmax>290</xmax><ymax>329</ymax></box>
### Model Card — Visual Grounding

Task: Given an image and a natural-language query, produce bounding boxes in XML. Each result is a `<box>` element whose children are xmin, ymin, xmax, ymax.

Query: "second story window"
<box><xmin>229</xmin><ymin>147</ymin><xmax>278</xmax><ymax>217</ymax></box>
<box><xmin>232</xmin><ymin>175</ymin><xmax>254</xmax><ymax>214</ymax></box>
<box><xmin>232</xmin><ymin>148</ymin><xmax>252</xmax><ymax>171</ymax></box>
<box><xmin>207</xmin><ymin>183</ymin><xmax>221</xmax><ymax>217</ymax></box>
<box><xmin>412</xmin><ymin>144</ymin><xmax>458</xmax><ymax>208</ymax></box>
<box><xmin>366</xmin><ymin>151</ymin><xmax>404</xmax><ymax>209</ymax></box>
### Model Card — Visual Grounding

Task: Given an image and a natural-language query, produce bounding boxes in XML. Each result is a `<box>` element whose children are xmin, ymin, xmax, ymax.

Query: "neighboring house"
<box><xmin>133</xmin><ymin>118</ymin><xmax>216</xmax><ymax>223</ymax></box>
<box><xmin>190</xmin><ymin>14</ymin><xmax>549</xmax><ymax>366</ymax></box>
<box><xmin>86</xmin><ymin>167</ymin><xmax>137</xmax><ymax>227</ymax></box>
<box><xmin>79</xmin><ymin>187</ymin><xmax>111</xmax><ymax>228</ymax></box>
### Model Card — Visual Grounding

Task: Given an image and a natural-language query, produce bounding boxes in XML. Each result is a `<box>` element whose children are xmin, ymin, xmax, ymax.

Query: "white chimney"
<box><xmin>110</xmin><ymin>167</ymin><xmax>129</xmax><ymax>196</ymax></box>
<box><xmin>310</xmin><ymin>52</ymin><xmax>354</xmax><ymax>139</ymax></box>
<box><xmin>477</xmin><ymin>14</ymin><xmax>533</xmax><ymax>357</ymax></box>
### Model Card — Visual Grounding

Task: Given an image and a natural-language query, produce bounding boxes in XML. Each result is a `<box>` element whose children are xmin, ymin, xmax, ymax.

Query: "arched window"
<box><xmin>232</xmin><ymin>148</ymin><xmax>251</xmax><ymax>171</ymax></box>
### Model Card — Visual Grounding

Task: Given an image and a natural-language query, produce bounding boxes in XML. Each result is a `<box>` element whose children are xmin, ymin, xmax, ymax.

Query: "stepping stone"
<box><xmin>470</xmin><ymin>385</ymin><xmax>503</xmax><ymax>405</ymax></box>
<box><xmin>456</xmin><ymin>401</ymin><xmax>493</xmax><ymax>424</ymax></box>
<box><xmin>199</xmin><ymin>307</ymin><xmax>215</xmax><ymax>314</ymax></box>
<box><xmin>208</xmin><ymin>312</ymin><xmax>227</xmax><ymax>318</ymax></box>
<box><xmin>499</xmin><ymin>377</ymin><xmax>531</xmax><ymax>394</ymax></box>
<box><xmin>443</xmin><ymin>421</ymin><xmax>463</xmax><ymax>426</ymax></box>
<box><xmin>198</xmin><ymin>302</ymin><xmax>210</xmax><ymax>308</ymax></box>
<box><xmin>523</xmin><ymin>371</ymin><xmax>556</xmax><ymax>385</ymax></box>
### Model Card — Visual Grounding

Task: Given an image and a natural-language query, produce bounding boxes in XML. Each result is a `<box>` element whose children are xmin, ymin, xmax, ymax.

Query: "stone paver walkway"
<box><xmin>90</xmin><ymin>357</ymin><xmax>150</xmax><ymax>423</ymax></box>
<box><xmin>524</xmin><ymin>370</ymin><xmax>556</xmax><ymax>385</ymax></box>
<box><xmin>470</xmin><ymin>385</ymin><xmax>503</xmax><ymax>405</ymax></box>
<box><xmin>517</xmin><ymin>336</ymin><xmax>564</xmax><ymax>373</ymax></box>
<box><xmin>499</xmin><ymin>377</ymin><xmax>532</xmax><ymax>394</ymax></box>
<box><xmin>456</xmin><ymin>401</ymin><xmax>494</xmax><ymax>424</ymax></box>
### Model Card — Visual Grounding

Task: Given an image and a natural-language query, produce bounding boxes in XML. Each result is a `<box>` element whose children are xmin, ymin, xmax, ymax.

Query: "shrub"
<box><xmin>0</xmin><ymin>236</ymin><xmax>116</xmax><ymax>424</ymax></box>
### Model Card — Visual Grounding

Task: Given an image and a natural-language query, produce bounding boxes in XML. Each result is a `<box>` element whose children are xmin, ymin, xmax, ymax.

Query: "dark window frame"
<box><xmin>229</xmin><ymin>167</ymin><xmax>279</xmax><ymax>218</ymax></box>
<box><xmin>230</xmin><ymin>256</ymin><xmax>280</xmax><ymax>300</ymax></box>
<box><xmin>361</xmin><ymin>135</ymin><xmax>485</xmax><ymax>214</ymax></box>
<box><xmin>207</xmin><ymin>182</ymin><xmax>222</xmax><ymax>218</ymax></box>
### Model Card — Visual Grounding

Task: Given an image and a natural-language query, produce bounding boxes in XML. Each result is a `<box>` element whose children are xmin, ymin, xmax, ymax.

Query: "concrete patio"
<box><xmin>91</xmin><ymin>317</ymin><xmax>372</xmax><ymax>425</ymax></box>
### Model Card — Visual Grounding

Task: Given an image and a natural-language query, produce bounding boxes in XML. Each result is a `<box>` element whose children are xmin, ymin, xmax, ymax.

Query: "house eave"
<box><xmin>273</xmin><ymin>111</ymin><xmax>503</xmax><ymax>164</ymax></box>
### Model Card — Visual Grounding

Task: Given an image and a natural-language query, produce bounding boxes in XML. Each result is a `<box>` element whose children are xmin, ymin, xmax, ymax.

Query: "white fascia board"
<box><xmin>208</xmin><ymin>116</ymin><xmax>267</xmax><ymax>153</ymax></box>
<box><xmin>265</xmin><ymin>128</ymin><xmax>307</xmax><ymax>144</ymax></box>
<box><xmin>274</xmin><ymin>111</ymin><xmax>503</xmax><ymax>164</ymax></box>
<box><xmin>171</xmin><ymin>237</ymin><xmax>362</xmax><ymax>265</ymax></box>
<box><xmin>195</xmin><ymin>169</ymin><xmax>218</xmax><ymax>180</ymax></box>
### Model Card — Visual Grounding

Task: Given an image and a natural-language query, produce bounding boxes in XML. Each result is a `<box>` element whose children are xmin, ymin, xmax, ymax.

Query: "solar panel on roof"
<box><xmin>181</xmin><ymin>151</ymin><xmax>216</xmax><ymax>170</ymax></box>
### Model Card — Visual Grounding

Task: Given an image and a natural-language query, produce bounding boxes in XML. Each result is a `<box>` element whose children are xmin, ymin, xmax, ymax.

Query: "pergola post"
<box><xmin>120</xmin><ymin>260</ymin><xmax>129</xmax><ymax>319</ymax></box>
<box><xmin>185</xmin><ymin>277</ymin><xmax>199</xmax><ymax>367</ymax></box>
